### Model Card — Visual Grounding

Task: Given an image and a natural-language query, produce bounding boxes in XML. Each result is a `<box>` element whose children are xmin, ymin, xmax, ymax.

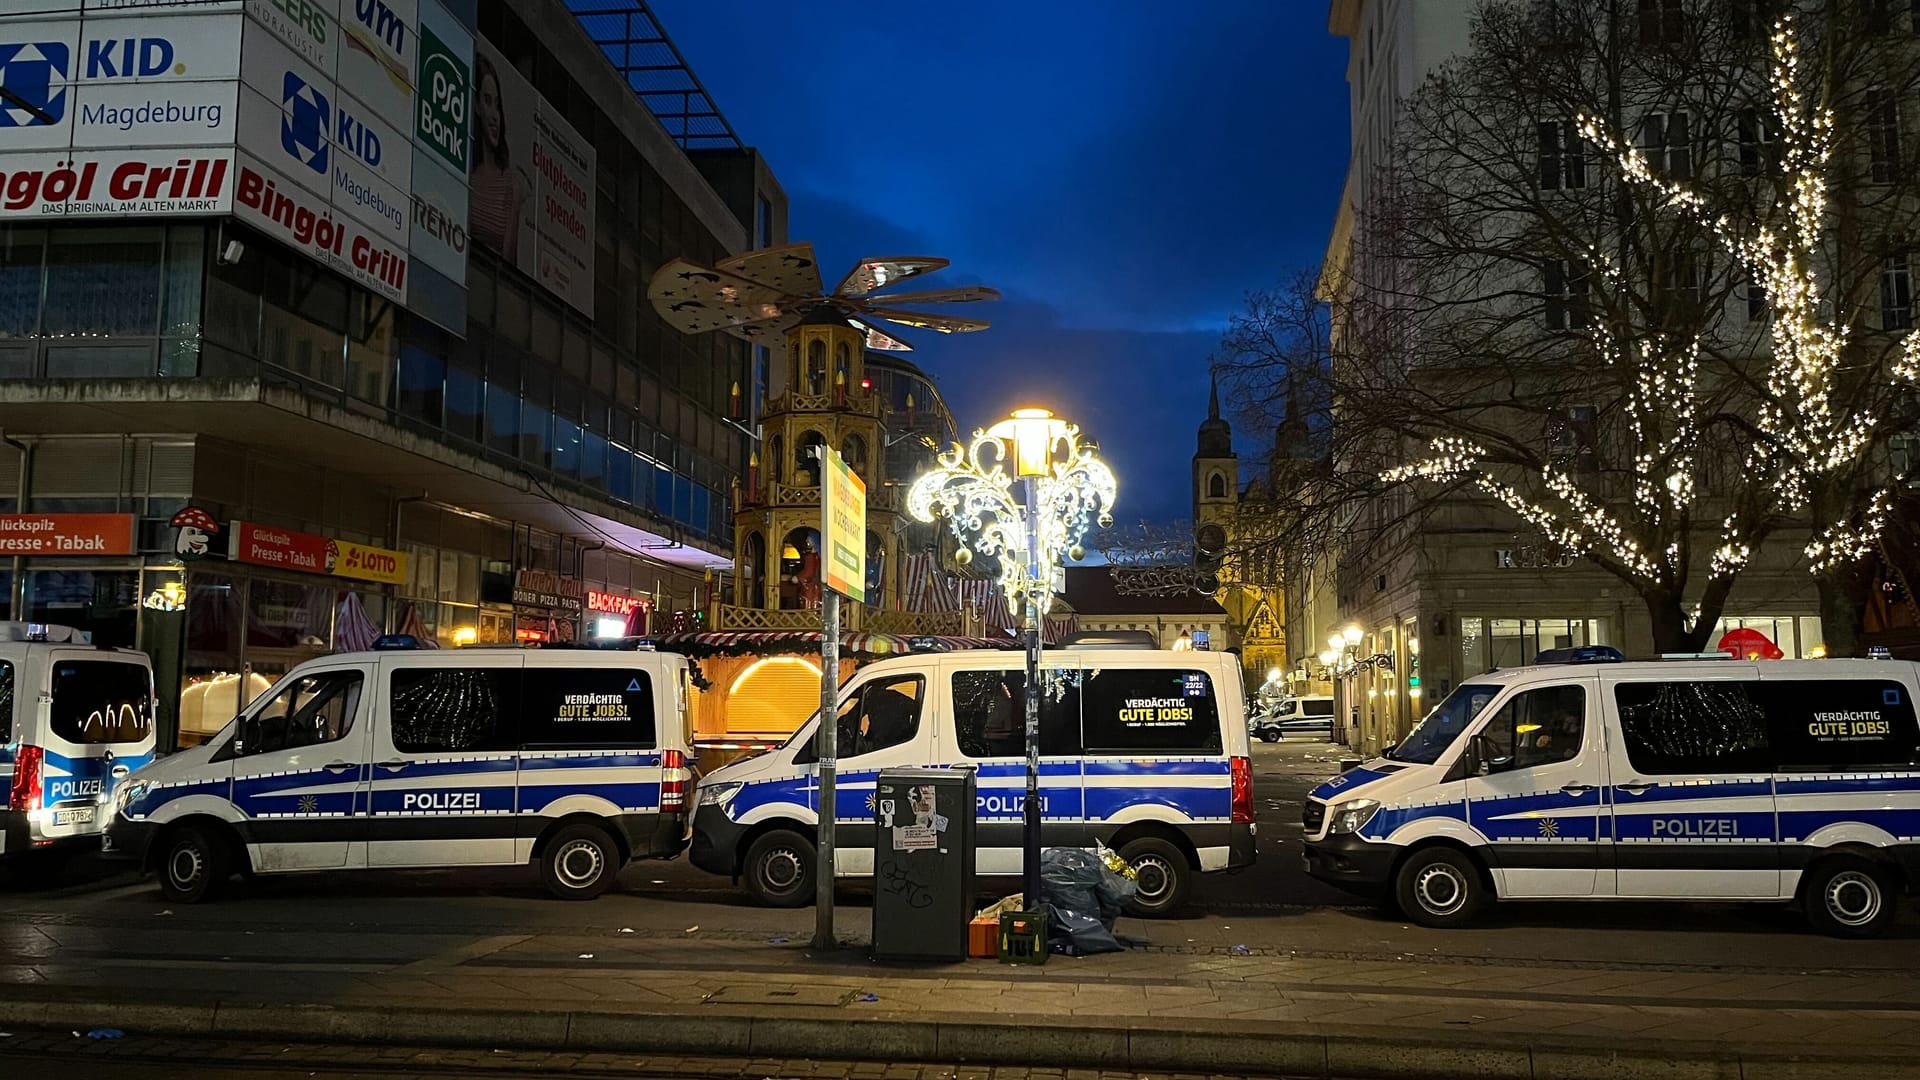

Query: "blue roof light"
<box><xmin>1535</xmin><ymin>645</ymin><xmax>1625</xmax><ymax>665</ymax></box>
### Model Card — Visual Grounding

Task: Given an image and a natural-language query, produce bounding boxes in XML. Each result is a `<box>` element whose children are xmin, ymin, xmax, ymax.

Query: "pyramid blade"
<box><xmin>722</xmin><ymin>309</ymin><xmax>807</xmax><ymax>344</ymax></box>
<box><xmin>859</xmin><ymin>285</ymin><xmax>1001</xmax><ymax>306</ymax></box>
<box><xmin>834</xmin><ymin>257</ymin><xmax>948</xmax><ymax>298</ymax></box>
<box><xmin>866</xmin><ymin>307</ymin><xmax>992</xmax><ymax>334</ymax></box>
<box><xmin>848</xmin><ymin>314</ymin><xmax>915</xmax><ymax>352</ymax></box>
<box><xmin>649</xmin><ymin>259</ymin><xmax>793</xmax><ymax>336</ymax></box>
<box><xmin>716</xmin><ymin>242</ymin><xmax>823</xmax><ymax>298</ymax></box>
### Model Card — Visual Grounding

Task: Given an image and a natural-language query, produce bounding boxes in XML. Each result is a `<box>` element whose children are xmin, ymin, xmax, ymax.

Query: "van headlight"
<box><xmin>116</xmin><ymin>780</ymin><xmax>148</xmax><ymax>815</ymax></box>
<box><xmin>696</xmin><ymin>782</ymin><xmax>742</xmax><ymax>809</ymax></box>
<box><xmin>1328</xmin><ymin>798</ymin><xmax>1380</xmax><ymax>835</ymax></box>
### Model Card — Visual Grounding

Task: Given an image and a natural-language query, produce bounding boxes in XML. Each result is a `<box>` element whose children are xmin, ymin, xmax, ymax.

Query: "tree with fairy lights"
<box><xmin>1240</xmin><ymin>0</ymin><xmax>1920</xmax><ymax>655</ymax></box>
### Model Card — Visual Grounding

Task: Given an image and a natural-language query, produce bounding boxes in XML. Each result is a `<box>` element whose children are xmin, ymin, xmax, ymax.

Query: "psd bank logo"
<box><xmin>0</xmin><ymin>41</ymin><xmax>69</xmax><ymax>128</ymax></box>
<box><xmin>280</xmin><ymin>71</ymin><xmax>331</xmax><ymax>175</ymax></box>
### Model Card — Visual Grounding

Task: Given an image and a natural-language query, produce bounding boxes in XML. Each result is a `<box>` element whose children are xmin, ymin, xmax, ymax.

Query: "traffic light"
<box><xmin>1194</xmin><ymin>522</ymin><xmax>1226</xmax><ymax>573</ymax></box>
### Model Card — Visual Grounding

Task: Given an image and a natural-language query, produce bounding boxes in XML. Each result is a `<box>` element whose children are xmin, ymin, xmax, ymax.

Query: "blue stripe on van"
<box><xmin>1779</xmin><ymin>807</ymin><xmax>1920</xmax><ymax>842</ymax></box>
<box><xmin>374</xmin><ymin>756</ymin><xmax>518</xmax><ymax>780</ymax></box>
<box><xmin>1084</xmin><ymin>784</ymin><xmax>1229</xmax><ymax>823</ymax></box>
<box><xmin>1083</xmin><ymin>759</ymin><xmax>1228</xmax><ymax>777</ymax></box>
<box><xmin>520</xmin><ymin>781</ymin><xmax>661</xmax><ymax>813</ymax></box>
<box><xmin>1776</xmin><ymin>774</ymin><xmax>1920</xmax><ymax>797</ymax></box>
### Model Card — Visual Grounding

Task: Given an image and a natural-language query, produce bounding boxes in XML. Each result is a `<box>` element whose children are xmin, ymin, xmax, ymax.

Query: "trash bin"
<box><xmin>872</xmin><ymin>766</ymin><xmax>976</xmax><ymax>961</ymax></box>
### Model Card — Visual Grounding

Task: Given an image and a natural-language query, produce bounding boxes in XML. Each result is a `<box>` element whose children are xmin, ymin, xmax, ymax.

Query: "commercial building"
<box><xmin>1312</xmin><ymin>0</ymin><xmax>1842</xmax><ymax>754</ymax></box>
<box><xmin>0</xmin><ymin>0</ymin><xmax>783</xmax><ymax>748</ymax></box>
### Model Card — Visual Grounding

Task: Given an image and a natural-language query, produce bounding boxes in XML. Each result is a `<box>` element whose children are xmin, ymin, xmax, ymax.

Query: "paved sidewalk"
<box><xmin>5</xmin><ymin>913</ymin><xmax>1918</xmax><ymax>1079</ymax></box>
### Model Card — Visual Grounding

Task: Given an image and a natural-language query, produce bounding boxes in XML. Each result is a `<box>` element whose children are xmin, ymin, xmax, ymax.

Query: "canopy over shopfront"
<box><xmin>651</xmin><ymin>630</ymin><xmax>1023</xmax><ymax>659</ymax></box>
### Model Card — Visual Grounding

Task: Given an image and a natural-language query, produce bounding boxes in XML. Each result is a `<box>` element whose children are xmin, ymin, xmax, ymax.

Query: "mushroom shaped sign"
<box><xmin>170</xmin><ymin>506</ymin><xmax>221</xmax><ymax>561</ymax></box>
<box><xmin>1716</xmin><ymin>627</ymin><xmax>1784</xmax><ymax>661</ymax></box>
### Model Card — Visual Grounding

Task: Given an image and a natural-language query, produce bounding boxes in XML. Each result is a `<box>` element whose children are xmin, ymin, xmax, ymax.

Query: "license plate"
<box><xmin>54</xmin><ymin>806</ymin><xmax>96</xmax><ymax>826</ymax></box>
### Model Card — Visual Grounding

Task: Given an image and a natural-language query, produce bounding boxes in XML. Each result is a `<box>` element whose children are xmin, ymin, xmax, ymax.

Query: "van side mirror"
<box><xmin>1382</xmin><ymin>742</ymin><xmax>1397</xmax><ymax>757</ymax></box>
<box><xmin>1473</xmin><ymin>734</ymin><xmax>1513</xmax><ymax>776</ymax></box>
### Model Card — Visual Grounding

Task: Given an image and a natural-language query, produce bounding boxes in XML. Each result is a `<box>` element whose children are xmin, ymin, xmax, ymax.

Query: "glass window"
<box><xmin>390</xmin><ymin>667</ymin><xmax>521</xmax><ymax>753</ymax></box>
<box><xmin>1081</xmin><ymin>668</ymin><xmax>1222</xmax><ymax>753</ymax></box>
<box><xmin>260</xmin><ymin>256</ymin><xmax>347</xmax><ymax>387</ymax></box>
<box><xmin>159</xmin><ymin>224</ymin><xmax>205</xmax><ymax>369</ymax></box>
<box><xmin>581</xmin><ymin>429</ymin><xmax>607</xmax><ymax>489</ymax></box>
<box><xmin>397</xmin><ymin>341</ymin><xmax>446</xmax><ymax>426</ymax></box>
<box><xmin>1480</xmin><ymin>684</ymin><xmax>1585</xmax><ymax>772</ymax></box>
<box><xmin>520</xmin><ymin>667</ymin><xmax>655</xmax><ymax>748</ymax></box>
<box><xmin>246</xmin><ymin>579</ymin><xmax>334</xmax><ymax>650</ymax></box>
<box><xmin>1763</xmin><ymin>680</ymin><xmax>1919</xmax><ymax>769</ymax></box>
<box><xmin>445</xmin><ymin>359</ymin><xmax>483</xmax><ymax>442</ymax></box>
<box><xmin>42</xmin><ymin>227</ymin><xmax>161</xmax><ymax>337</ymax></box>
<box><xmin>951</xmin><ymin>668</ymin><xmax>1084</xmax><ymax>758</ymax></box>
<box><xmin>1389</xmin><ymin>682</ymin><xmax>1501</xmax><ymax>764</ymax></box>
<box><xmin>347</xmin><ymin>297</ymin><xmax>398</xmax><ymax>407</ymax></box>
<box><xmin>238</xmin><ymin>670</ymin><xmax>362</xmax><ymax>756</ymax></box>
<box><xmin>798</xmin><ymin>674</ymin><xmax>924</xmax><ymax>763</ymax></box>
<box><xmin>485</xmin><ymin>379</ymin><xmax>520</xmax><ymax>456</ymax></box>
<box><xmin>48</xmin><ymin>659</ymin><xmax>153</xmax><ymax>745</ymax></box>
<box><xmin>1614</xmin><ymin>681</ymin><xmax>1772</xmax><ymax>774</ymax></box>
<box><xmin>0</xmin><ymin>227</ymin><xmax>43</xmax><ymax>339</ymax></box>
<box><xmin>552</xmin><ymin>416</ymin><xmax>582</xmax><ymax>477</ymax></box>
<box><xmin>1303</xmin><ymin>699</ymin><xmax>1335</xmax><ymax>717</ymax></box>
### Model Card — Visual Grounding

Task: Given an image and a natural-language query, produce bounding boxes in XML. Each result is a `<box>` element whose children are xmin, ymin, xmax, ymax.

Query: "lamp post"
<box><xmin>908</xmin><ymin>408</ymin><xmax>1117</xmax><ymax>910</ymax></box>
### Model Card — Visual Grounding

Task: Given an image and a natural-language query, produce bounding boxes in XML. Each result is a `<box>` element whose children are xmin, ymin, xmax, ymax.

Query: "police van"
<box><xmin>2</xmin><ymin>623</ymin><xmax>157</xmax><ymax>867</ymax></box>
<box><xmin>1301</xmin><ymin>649</ymin><xmax>1920</xmax><ymax>937</ymax></box>
<box><xmin>106</xmin><ymin>639</ymin><xmax>695</xmax><ymax>902</ymax></box>
<box><xmin>690</xmin><ymin>648</ymin><xmax>1255</xmax><ymax>916</ymax></box>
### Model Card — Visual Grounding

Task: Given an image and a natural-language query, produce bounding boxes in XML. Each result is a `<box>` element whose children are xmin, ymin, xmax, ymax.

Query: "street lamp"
<box><xmin>908</xmin><ymin>407</ymin><xmax>1117</xmax><ymax>911</ymax></box>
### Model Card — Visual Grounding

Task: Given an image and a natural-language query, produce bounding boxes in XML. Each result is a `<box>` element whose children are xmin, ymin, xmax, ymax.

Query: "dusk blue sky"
<box><xmin>652</xmin><ymin>2</ymin><xmax>1351</xmax><ymax>522</ymax></box>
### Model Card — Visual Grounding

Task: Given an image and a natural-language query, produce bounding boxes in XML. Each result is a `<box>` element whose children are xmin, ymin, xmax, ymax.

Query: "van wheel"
<box><xmin>1119</xmin><ymin>837</ymin><xmax>1190</xmax><ymax>918</ymax></box>
<box><xmin>1803</xmin><ymin>857</ymin><xmax>1896</xmax><ymax>939</ymax></box>
<box><xmin>157</xmin><ymin>824</ymin><xmax>229</xmax><ymax>904</ymax></box>
<box><xmin>541</xmin><ymin>823</ymin><xmax>620</xmax><ymax>901</ymax></box>
<box><xmin>1394</xmin><ymin>847</ymin><xmax>1485</xmax><ymax>928</ymax></box>
<box><xmin>1260</xmin><ymin>731</ymin><xmax>1282</xmax><ymax>743</ymax></box>
<box><xmin>743</xmin><ymin>830</ymin><xmax>815</xmax><ymax>908</ymax></box>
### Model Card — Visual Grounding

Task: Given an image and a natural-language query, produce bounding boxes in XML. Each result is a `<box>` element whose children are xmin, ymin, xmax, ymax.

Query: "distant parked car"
<box><xmin>1250</xmin><ymin>695</ymin><xmax>1335</xmax><ymax>742</ymax></box>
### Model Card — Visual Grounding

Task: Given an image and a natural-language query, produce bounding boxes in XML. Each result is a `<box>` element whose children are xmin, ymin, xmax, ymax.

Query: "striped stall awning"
<box><xmin>650</xmin><ymin>631</ymin><xmax>1023</xmax><ymax>659</ymax></box>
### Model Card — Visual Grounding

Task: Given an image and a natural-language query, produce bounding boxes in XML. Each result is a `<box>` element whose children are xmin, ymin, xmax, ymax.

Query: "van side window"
<box><xmin>1482</xmin><ymin>684</ymin><xmax>1584</xmax><ymax>771</ymax></box>
<box><xmin>797</xmin><ymin>675</ymin><xmax>924</xmax><ymax>764</ymax></box>
<box><xmin>1614</xmin><ymin>681</ymin><xmax>1771</xmax><ymax>774</ymax></box>
<box><xmin>951</xmin><ymin>669</ymin><xmax>1084</xmax><ymax>758</ymax></box>
<box><xmin>1762</xmin><ymin>679</ymin><xmax>1919</xmax><ymax>769</ymax></box>
<box><xmin>390</xmin><ymin>668</ymin><xmax>520</xmax><ymax>753</ymax></box>
<box><xmin>239</xmin><ymin>671</ymin><xmax>362</xmax><ymax>757</ymax></box>
<box><xmin>0</xmin><ymin>660</ymin><xmax>12</xmax><ymax>743</ymax></box>
<box><xmin>520</xmin><ymin>668</ymin><xmax>655</xmax><ymax>749</ymax></box>
<box><xmin>1303</xmin><ymin>699</ymin><xmax>1335</xmax><ymax>717</ymax></box>
<box><xmin>48</xmin><ymin>660</ymin><xmax>152</xmax><ymax>744</ymax></box>
<box><xmin>1081</xmin><ymin>668</ymin><xmax>1222</xmax><ymax>754</ymax></box>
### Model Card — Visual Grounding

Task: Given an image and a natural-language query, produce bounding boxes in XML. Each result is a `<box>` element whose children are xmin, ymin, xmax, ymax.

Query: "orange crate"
<box><xmin>968</xmin><ymin>915</ymin><xmax>1000</xmax><ymax>958</ymax></box>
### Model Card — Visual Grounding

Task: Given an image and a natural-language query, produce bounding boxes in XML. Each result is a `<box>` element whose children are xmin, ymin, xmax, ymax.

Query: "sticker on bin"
<box><xmin>893</xmin><ymin>826</ymin><xmax>937</xmax><ymax>851</ymax></box>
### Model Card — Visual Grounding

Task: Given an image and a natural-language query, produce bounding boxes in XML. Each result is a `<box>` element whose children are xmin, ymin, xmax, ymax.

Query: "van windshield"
<box><xmin>1385</xmin><ymin>683</ymin><xmax>1501</xmax><ymax>764</ymax></box>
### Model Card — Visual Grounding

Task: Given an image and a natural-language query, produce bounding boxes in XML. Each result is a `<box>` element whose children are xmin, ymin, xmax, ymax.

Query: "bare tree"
<box><xmin>1223</xmin><ymin>0</ymin><xmax>1920</xmax><ymax>655</ymax></box>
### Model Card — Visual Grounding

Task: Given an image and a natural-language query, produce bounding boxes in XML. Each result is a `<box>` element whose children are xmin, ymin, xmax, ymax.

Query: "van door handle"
<box><xmin>376</xmin><ymin>760</ymin><xmax>409</xmax><ymax>772</ymax></box>
<box><xmin>1560</xmin><ymin>784</ymin><xmax>1593</xmax><ymax>797</ymax></box>
<box><xmin>323</xmin><ymin>762</ymin><xmax>357</xmax><ymax>775</ymax></box>
<box><xmin>1617</xmin><ymin>782</ymin><xmax>1652</xmax><ymax>796</ymax></box>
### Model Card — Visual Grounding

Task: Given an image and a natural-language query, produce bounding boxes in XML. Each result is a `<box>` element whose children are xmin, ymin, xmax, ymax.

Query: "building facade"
<box><xmin>1191</xmin><ymin>378</ymin><xmax>1292</xmax><ymax>693</ymax></box>
<box><xmin>0</xmin><ymin>0</ymin><xmax>782</xmax><ymax>748</ymax></box>
<box><xmin>1314</xmin><ymin>0</ymin><xmax>1844</xmax><ymax>755</ymax></box>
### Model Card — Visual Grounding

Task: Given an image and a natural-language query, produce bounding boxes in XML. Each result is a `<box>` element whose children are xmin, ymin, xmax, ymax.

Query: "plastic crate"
<box><xmin>998</xmin><ymin>911</ymin><xmax>1048</xmax><ymax>965</ymax></box>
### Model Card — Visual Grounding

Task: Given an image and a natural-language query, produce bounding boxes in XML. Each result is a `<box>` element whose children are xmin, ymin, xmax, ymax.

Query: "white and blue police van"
<box><xmin>690</xmin><ymin>647</ymin><xmax>1255</xmax><ymax>917</ymax></box>
<box><xmin>2</xmin><ymin>623</ymin><xmax>156</xmax><ymax>868</ymax></box>
<box><xmin>105</xmin><ymin>638</ymin><xmax>695</xmax><ymax>902</ymax></box>
<box><xmin>1302</xmin><ymin>647</ymin><xmax>1920</xmax><ymax>937</ymax></box>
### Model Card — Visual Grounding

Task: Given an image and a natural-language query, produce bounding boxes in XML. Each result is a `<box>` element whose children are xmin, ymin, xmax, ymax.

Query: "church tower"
<box><xmin>1193</xmin><ymin>372</ymin><xmax>1239</xmax><ymax>526</ymax></box>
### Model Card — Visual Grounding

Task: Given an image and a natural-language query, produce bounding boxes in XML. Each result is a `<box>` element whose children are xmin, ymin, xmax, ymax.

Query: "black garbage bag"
<box><xmin>1046</xmin><ymin>903</ymin><xmax>1124</xmax><ymax>955</ymax></box>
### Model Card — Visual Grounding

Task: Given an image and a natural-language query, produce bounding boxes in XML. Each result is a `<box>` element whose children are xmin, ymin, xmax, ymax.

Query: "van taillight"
<box><xmin>661</xmin><ymin>749</ymin><xmax>690</xmax><ymax>814</ymax></box>
<box><xmin>9</xmin><ymin>745</ymin><xmax>43</xmax><ymax>812</ymax></box>
<box><xmin>1230</xmin><ymin>755</ymin><xmax>1253</xmax><ymax>824</ymax></box>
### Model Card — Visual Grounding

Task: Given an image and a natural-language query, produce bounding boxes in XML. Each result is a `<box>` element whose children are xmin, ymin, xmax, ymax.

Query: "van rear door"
<box><xmin>38</xmin><ymin>652</ymin><xmax>156</xmax><ymax>839</ymax></box>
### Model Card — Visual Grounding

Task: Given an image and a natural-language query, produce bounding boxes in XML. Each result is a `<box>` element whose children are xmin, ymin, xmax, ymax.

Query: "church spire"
<box><xmin>1196</xmin><ymin>362</ymin><xmax>1234</xmax><ymax>459</ymax></box>
<box><xmin>1208</xmin><ymin>371</ymin><xmax>1221</xmax><ymax>421</ymax></box>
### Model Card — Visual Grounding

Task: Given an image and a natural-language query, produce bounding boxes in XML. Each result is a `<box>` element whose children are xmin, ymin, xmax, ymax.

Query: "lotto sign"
<box><xmin>334</xmin><ymin>539</ymin><xmax>407</xmax><ymax>584</ymax></box>
<box><xmin>820</xmin><ymin>446</ymin><xmax>866</xmax><ymax>603</ymax></box>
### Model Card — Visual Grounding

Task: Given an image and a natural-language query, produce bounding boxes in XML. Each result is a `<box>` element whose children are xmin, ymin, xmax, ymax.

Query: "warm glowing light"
<box><xmin>1172</xmin><ymin>632</ymin><xmax>1194</xmax><ymax>651</ymax></box>
<box><xmin>1342</xmin><ymin>626</ymin><xmax>1363</xmax><ymax>646</ymax></box>
<box><xmin>728</xmin><ymin>655</ymin><xmax>823</xmax><ymax>694</ymax></box>
<box><xmin>1266</xmin><ymin>668</ymin><xmax>1281</xmax><ymax>682</ymax></box>
<box><xmin>1318</xmin><ymin>649</ymin><xmax>1339</xmax><ymax>667</ymax></box>
<box><xmin>1808</xmin><ymin>644</ymin><xmax>1828</xmax><ymax>659</ymax></box>
<box><xmin>451</xmin><ymin>625</ymin><xmax>478</xmax><ymax>646</ymax></box>
<box><xmin>986</xmin><ymin>407</ymin><xmax>1071</xmax><ymax>478</ymax></box>
<box><xmin>594</xmin><ymin>617</ymin><xmax>626</xmax><ymax>639</ymax></box>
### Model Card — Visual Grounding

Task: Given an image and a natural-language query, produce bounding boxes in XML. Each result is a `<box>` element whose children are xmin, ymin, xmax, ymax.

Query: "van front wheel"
<box><xmin>1393</xmin><ymin>847</ymin><xmax>1486</xmax><ymax>928</ymax></box>
<box><xmin>157</xmin><ymin>824</ymin><xmax>228</xmax><ymax>904</ymax></box>
<box><xmin>743</xmin><ymin>829</ymin><xmax>816</xmax><ymax>908</ymax></box>
<box><xmin>1803</xmin><ymin>857</ymin><xmax>1896</xmax><ymax>939</ymax></box>
<box><xmin>540</xmin><ymin>823</ymin><xmax>619</xmax><ymax>900</ymax></box>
